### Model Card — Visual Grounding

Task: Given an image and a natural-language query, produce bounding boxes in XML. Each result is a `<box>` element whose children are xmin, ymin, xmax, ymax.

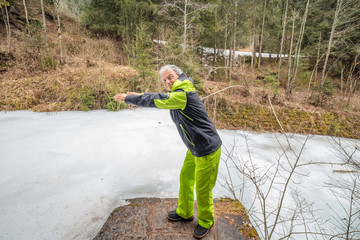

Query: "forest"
<box><xmin>1</xmin><ymin>1</ymin><xmax>360</xmax><ymax>239</ymax></box>
<box><xmin>0</xmin><ymin>0</ymin><xmax>359</xmax><ymax>138</ymax></box>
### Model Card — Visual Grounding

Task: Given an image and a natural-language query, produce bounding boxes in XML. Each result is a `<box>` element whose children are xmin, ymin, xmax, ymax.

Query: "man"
<box><xmin>114</xmin><ymin>65</ymin><xmax>222</xmax><ymax>239</ymax></box>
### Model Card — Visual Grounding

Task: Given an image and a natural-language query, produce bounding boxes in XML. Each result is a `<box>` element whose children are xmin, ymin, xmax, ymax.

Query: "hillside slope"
<box><xmin>0</xmin><ymin>1</ymin><xmax>137</xmax><ymax>112</ymax></box>
<box><xmin>1</xmin><ymin>1</ymin><xmax>359</xmax><ymax>139</ymax></box>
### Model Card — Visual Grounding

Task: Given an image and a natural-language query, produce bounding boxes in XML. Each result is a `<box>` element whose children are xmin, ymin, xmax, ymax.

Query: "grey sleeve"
<box><xmin>124</xmin><ymin>93</ymin><xmax>170</xmax><ymax>108</ymax></box>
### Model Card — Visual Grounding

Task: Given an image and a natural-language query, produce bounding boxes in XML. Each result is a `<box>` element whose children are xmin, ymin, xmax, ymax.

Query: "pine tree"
<box><xmin>131</xmin><ymin>22</ymin><xmax>157</xmax><ymax>91</ymax></box>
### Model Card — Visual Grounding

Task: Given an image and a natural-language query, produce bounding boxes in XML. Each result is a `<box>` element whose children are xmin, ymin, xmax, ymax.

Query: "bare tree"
<box><xmin>287</xmin><ymin>0</ymin><xmax>310</xmax><ymax>97</ymax></box>
<box><xmin>250</xmin><ymin>0</ymin><xmax>257</xmax><ymax>70</ymax></box>
<box><xmin>224</xmin><ymin>13</ymin><xmax>229</xmax><ymax>80</ymax></box>
<box><xmin>285</xmin><ymin>8</ymin><xmax>296</xmax><ymax>98</ymax></box>
<box><xmin>230</xmin><ymin>0</ymin><xmax>238</xmax><ymax>71</ymax></box>
<box><xmin>219</xmin><ymin>133</ymin><xmax>330</xmax><ymax>240</ymax></box>
<box><xmin>1</xmin><ymin>0</ymin><xmax>11</xmax><ymax>53</ymax></box>
<box><xmin>218</xmin><ymin>96</ymin><xmax>360</xmax><ymax>239</ymax></box>
<box><xmin>344</xmin><ymin>46</ymin><xmax>360</xmax><ymax>106</ymax></box>
<box><xmin>277</xmin><ymin>0</ymin><xmax>289</xmax><ymax>81</ymax></box>
<box><xmin>159</xmin><ymin>0</ymin><xmax>212</xmax><ymax>54</ymax></box>
<box><xmin>325</xmin><ymin>176</ymin><xmax>360</xmax><ymax>240</ymax></box>
<box><xmin>318</xmin><ymin>0</ymin><xmax>343</xmax><ymax>98</ymax></box>
<box><xmin>308</xmin><ymin>32</ymin><xmax>322</xmax><ymax>92</ymax></box>
<box><xmin>54</xmin><ymin>0</ymin><xmax>64</xmax><ymax>64</ymax></box>
<box><xmin>40</xmin><ymin>0</ymin><xmax>49</xmax><ymax>54</ymax></box>
<box><xmin>22</xmin><ymin>0</ymin><xmax>30</xmax><ymax>36</ymax></box>
<box><xmin>257</xmin><ymin>0</ymin><xmax>267</xmax><ymax>69</ymax></box>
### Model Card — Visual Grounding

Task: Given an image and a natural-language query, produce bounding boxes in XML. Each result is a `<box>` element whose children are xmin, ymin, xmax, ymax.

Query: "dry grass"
<box><xmin>201</xmin><ymin>65</ymin><xmax>360</xmax><ymax>139</ymax></box>
<box><xmin>0</xmin><ymin>4</ymin><xmax>138</xmax><ymax>112</ymax></box>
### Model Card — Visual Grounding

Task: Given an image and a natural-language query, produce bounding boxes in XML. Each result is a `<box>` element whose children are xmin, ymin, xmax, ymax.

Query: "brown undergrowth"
<box><xmin>0</xmin><ymin>3</ymin><xmax>150</xmax><ymax>112</ymax></box>
<box><xmin>203</xmin><ymin>76</ymin><xmax>360</xmax><ymax>139</ymax></box>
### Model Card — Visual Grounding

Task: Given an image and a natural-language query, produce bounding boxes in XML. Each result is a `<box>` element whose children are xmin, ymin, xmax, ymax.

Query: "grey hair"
<box><xmin>159</xmin><ymin>65</ymin><xmax>183</xmax><ymax>79</ymax></box>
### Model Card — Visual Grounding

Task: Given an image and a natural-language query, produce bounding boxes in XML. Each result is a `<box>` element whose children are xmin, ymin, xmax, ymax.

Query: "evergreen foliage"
<box><xmin>75</xmin><ymin>0</ymin><xmax>358</xmax><ymax>96</ymax></box>
<box><xmin>131</xmin><ymin>22</ymin><xmax>157</xmax><ymax>91</ymax></box>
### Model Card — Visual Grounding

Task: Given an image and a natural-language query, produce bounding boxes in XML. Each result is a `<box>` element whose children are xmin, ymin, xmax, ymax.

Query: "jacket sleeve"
<box><xmin>125</xmin><ymin>92</ymin><xmax>187</xmax><ymax>110</ymax></box>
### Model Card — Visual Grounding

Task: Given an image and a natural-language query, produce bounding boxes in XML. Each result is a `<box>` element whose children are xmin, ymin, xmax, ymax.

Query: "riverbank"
<box><xmin>202</xmin><ymin>79</ymin><xmax>360</xmax><ymax>139</ymax></box>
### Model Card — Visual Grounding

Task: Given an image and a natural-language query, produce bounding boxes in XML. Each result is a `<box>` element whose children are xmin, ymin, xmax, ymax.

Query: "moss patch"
<box><xmin>210</xmin><ymin>101</ymin><xmax>360</xmax><ymax>139</ymax></box>
<box><xmin>216</xmin><ymin>198</ymin><xmax>260</xmax><ymax>239</ymax></box>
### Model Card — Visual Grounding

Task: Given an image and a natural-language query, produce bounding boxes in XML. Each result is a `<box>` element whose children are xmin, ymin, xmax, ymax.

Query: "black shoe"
<box><xmin>167</xmin><ymin>210</ymin><xmax>194</xmax><ymax>222</ymax></box>
<box><xmin>193</xmin><ymin>224</ymin><xmax>212</xmax><ymax>239</ymax></box>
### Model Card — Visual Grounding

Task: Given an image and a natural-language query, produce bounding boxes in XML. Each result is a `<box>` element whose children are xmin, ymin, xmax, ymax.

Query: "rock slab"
<box><xmin>94</xmin><ymin>198</ymin><xmax>258</xmax><ymax>240</ymax></box>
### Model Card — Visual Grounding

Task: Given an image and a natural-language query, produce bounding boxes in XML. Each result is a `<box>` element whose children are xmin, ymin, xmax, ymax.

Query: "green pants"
<box><xmin>176</xmin><ymin>147</ymin><xmax>221</xmax><ymax>229</ymax></box>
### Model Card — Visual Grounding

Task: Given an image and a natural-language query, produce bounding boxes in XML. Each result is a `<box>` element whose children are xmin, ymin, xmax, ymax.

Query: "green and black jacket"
<box><xmin>125</xmin><ymin>73</ymin><xmax>222</xmax><ymax>157</ymax></box>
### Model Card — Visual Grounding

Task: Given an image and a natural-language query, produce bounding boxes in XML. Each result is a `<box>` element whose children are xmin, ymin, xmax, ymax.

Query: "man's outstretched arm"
<box><xmin>114</xmin><ymin>91</ymin><xmax>187</xmax><ymax>110</ymax></box>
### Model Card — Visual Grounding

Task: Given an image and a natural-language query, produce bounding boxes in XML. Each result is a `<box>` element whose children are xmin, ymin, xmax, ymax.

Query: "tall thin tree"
<box><xmin>22</xmin><ymin>0</ymin><xmax>30</xmax><ymax>36</ymax></box>
<box><xmin>40</xmin><ymin>0</ymin><xmax>49</xmax><ymax>54</ymax></box>
<box><xmin>1</xmin><ymin>0</ymin><xmax>11</xmax><ymax>53</ymax></box>
<box><xmin>160</xmin><ymin>0</ymin><xmax>212</xmax><ymax>54</ymax></box>
<box><xmin>54</xmin><ymin>0</ymin><xmax>64</xmax><ymax>64</ymax></box>
<box><xmin>288</xmin><ymin>0</ymin><xmax>310</xmax><ymax>95</ymax></box>
<box><xmin>286</xmin><ymin>8</ymin><xmax>296</xmax><ymax>98</ymax></box>
<box><xmin>318</xmin><ymin>0</ymin><xmax>343</xmax><ymax>98</ymax></box>
<box><xmin>258</xmin><ymin>0</ymin><xmax>267</xmax><ymax>69</ymax></box>
<box><xmin>277</xmin><ymin>0</ymin><xmax>289</xmax><ymax>81</ymax></box>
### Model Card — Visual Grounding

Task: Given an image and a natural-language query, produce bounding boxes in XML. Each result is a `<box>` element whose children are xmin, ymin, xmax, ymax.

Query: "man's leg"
<box><xmin>195</xmin><ymin>147</ymin><xmax>221</xmax><ymax>229</ymax></box>
<box><xmin>176</xmin><ymin>150</ymin><xmax>196</xmax><ymax>219</ymax></box>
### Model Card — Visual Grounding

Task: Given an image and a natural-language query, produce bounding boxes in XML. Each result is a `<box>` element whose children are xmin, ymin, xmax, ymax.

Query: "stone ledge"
<box><xmin>94</xmin><ymin>198</ymin><xmax>259</xmax><ymax>240</ymax></box>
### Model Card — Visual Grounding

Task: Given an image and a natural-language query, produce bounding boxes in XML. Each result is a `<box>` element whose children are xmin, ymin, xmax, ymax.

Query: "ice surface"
<box><xmin>0</xmin><ymin>109</ymin><xmax>358</xmax><ymax>239</ymax></box>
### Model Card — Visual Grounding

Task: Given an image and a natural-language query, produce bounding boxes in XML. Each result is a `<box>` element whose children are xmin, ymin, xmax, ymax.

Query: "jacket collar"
<box><xmin>177</xmin><ymin>73</ymin><xmax>188</xmax><ymax>81</ymax></box>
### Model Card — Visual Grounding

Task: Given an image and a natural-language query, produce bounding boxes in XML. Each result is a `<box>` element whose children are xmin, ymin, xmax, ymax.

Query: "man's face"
<box><xmin>161</xmin><ymin>69</ymin><xmax>179</xmax><ymax>91</ymax></box>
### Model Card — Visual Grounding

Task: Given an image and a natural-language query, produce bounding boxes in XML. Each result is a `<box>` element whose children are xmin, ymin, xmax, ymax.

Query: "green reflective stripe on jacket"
<box><xmin>171</xmin><ymin>79</ymin><xmax>196</xmax><ymax>92</ymax></box>
<box><xmin>179</xmin><ymin>110</ymin><xmax>194</xmax><ymax>121</ymax></box>
<box><xmin>154</xmin><ymin>91</ymin><xmax>187</xmax><ymax>110</ymax></box>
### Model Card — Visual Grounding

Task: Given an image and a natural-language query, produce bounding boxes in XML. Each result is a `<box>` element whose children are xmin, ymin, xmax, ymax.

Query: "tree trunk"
<box><xmin>318</xmin><ymin>0</ymin><xmax>343</xmax><ymax>97</ymax></box>
<box><xmin>1</xmin><ymin>2</ymin><xmax>11</xmax><ymax>53</ymax></box>
<box><xmin>182</xmin><ymin>0</ymin><xmax>187</xmax><ymax>54</ymax></box>
<box><xmin>224</xmin><ymin>14</ymin><xmax>229</xmax><ymax>80</ymax></box>
<box><xmin>286</xmin><ymin>9</ymin><xmax>295</xmax><ymax>99</ymax></box>
<box><xmin>308</xmin><ymin>32</ymin><xmax>321</xmax><ymax>92</ymax></box>
<box><xmin>40</xmin><ymin>0</ymin><xmax>49</xmax><ymax>54</ymax></box>
<box><xmin>55</xmin><ymin>0</ymin><xmax>64</xmax><ymax>64</ymax></box>
<box><xmin>251</xmin><ymin>33</ymin><xmax>256</xmax><ymax>70</ymax></box>
<box><xmin>258</xmin><ymin>0</ymin><xmax>267</xmax><ymax>69</ymax></box>
<box><xmin>22</xmin><ymin>0</ymin><xmax>30</xmax><ymax>36</ymax></box>
<box><xmin>340</xmin><ymin>62</ymin><xmax>344</xmax><ymax>106</ymax></box>
<box><xmin>346</xmin><ymin>50</ymin><xmax>359</xmax><ymax>105</ymax></box>
<box><xmin>277</xmin><ymin>0</ymin><xmax>289</xmax><ymax>81</ymax></box>
<box><xmin>289</xmin><ymin>0</ymin><xmax>310</xmax><ymax>94</ymax></box>
<box><xmin>251</xmin><ymin>1</ymin><xmax>257</xmax><ymax>71</ymax></box>
<box><xmin>232</xmin><ymin>0</ymin><xmax>237</xmax><ymax>69</ymax></box>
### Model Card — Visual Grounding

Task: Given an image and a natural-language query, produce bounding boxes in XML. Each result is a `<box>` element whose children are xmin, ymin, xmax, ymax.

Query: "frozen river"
<box><xmin>0</xmin><ymin>109</ymin><xmax>359</xmax><ymax>239</ymax></box>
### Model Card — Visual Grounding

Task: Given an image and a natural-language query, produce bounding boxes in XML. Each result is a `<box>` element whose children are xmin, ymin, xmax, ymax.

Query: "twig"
<box><xmin>201</xmin><ymin>85</ymin><xmax>244</xmax><ymax>100</ymax></box>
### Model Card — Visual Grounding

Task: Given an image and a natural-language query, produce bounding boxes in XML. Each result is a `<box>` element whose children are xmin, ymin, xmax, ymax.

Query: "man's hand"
<box><xmin>114</xmin><ymin>94</ymin><xmax>128</xmax><ymax>102</ymax></box>
<box><xmin>114</xmin><ymin>92</ymin><xmax>141</xmax><ymax>102</ymax></box>
<box><xmin>126</xmin><ymin>92</ymin><xmax>142</xmax><ymax>96</ymax></box>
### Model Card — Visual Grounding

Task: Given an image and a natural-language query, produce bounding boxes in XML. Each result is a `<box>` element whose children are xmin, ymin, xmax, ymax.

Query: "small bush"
<box><xmin>78</xmin><ymin>88</ymin><xmax>95</xmax><ymax>111</ymax></box>
<box><xmin>41</xmin><ymin>55</ymin><xmax>57</xmax><ymax>71</ymax></box>
<box><xmin>106</xmin><ymin>100</ymin><xmax>127</xmax><ymax>111</ymax></box>
<box><xmin>322</xmin><ymin>78</ymin><xmax>336</xmax><ymax>97</ymax></box>
<box><xmin>264</xmin><ymin>74</ymin><xmax>280</xmax><ymax>94</ymax></box>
